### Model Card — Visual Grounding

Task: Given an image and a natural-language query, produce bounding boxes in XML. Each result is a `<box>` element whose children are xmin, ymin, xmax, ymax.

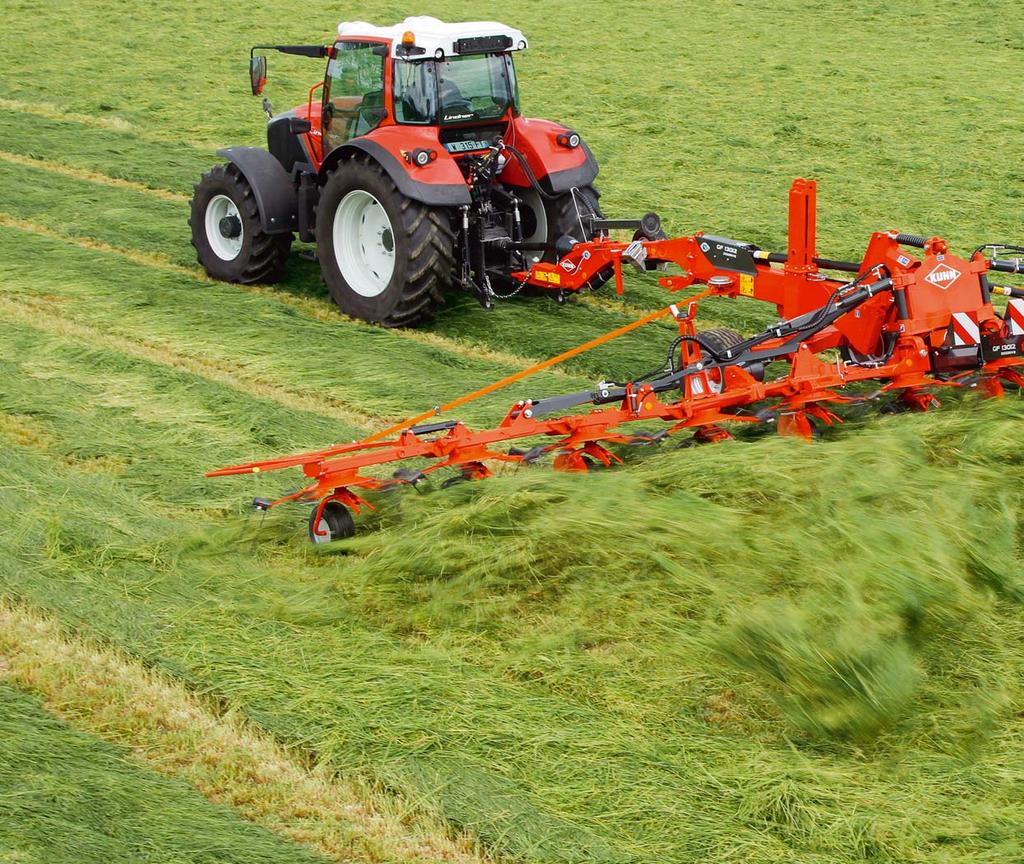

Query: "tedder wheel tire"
<box><xmin>696</xmin><ymin>327</ymin><xmax>744</xmax><ymax>359</ymax></box>
<box><xmin>308</xmin><ymin>501</ymin><xmax>355</xmax><ymax>544</ymax></box>
<box><xmin>543</xmin><ymin>185</ymin><xmax>611</xmax><ymax>290</ymax></box>
<box><xmin>316</xmin><ymin>155</ymin><xmax>454</xmax><ymax>327</ymax></box>
<box><xmin>190</xmin><ymin>163</ymin><xmax>292</xmax><ymax>284</ymax></box>
<box><xmin>695</xmin><ymin>327</ymin><xmax>744</xmax><ymax>394</ymax></box>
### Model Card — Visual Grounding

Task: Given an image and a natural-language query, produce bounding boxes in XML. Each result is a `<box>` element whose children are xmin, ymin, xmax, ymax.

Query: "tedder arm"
<box><xmin>208</xmin><ymin>179</ymin><xmax>1024</xmax><ymax>541</ymax></box>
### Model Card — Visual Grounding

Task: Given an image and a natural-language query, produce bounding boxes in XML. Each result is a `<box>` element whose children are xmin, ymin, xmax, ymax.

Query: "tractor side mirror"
<box><xmin>249</xmin><ymin>55</ymin><xmax>268</xmax><ymax>96</ymax></box>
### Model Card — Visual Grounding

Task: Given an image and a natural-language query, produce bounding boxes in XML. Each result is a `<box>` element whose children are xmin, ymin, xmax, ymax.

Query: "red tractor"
<box><xmin>190</xmin><ymin>16</ymin><xmax>610</xmax><ymax>327</ymax></box>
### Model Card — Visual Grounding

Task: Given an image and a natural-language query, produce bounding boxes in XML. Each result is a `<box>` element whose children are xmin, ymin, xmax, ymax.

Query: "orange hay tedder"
<box><xmin>209</xmin><ymin>178</ymin><xmax>1024</xmax><ymax>542</ymax></box>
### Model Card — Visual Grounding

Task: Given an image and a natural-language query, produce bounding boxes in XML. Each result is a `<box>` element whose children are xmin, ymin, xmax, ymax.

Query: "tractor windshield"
<box><xmin>393</xmin><ymin>53</ymin><xmax>518</xmax><ymax>126</ymax></box>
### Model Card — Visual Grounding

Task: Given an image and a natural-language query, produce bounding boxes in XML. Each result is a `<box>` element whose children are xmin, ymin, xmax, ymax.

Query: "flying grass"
<box><xmin>1</xmin><ymin>355</ymin><xmax>1022</xmax><ymax>860</ymax></box>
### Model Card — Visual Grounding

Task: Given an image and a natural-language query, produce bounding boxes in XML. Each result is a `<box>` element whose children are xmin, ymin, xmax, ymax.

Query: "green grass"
<box><xmin>1</xmin><ymin>0</ymin><xmax>1024</xmax><ymax>861</ymax></box>
<box><xmin>0</xmin><ymin>684</ymin><xmax>328</xmax><ymax>864</ymax></box>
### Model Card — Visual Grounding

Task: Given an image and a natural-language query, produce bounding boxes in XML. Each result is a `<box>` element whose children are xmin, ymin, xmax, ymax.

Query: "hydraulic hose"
<box><xmin>502</xmin><ymin>143</ymin><xmax>561</xmax><ymax>201</ymax></box>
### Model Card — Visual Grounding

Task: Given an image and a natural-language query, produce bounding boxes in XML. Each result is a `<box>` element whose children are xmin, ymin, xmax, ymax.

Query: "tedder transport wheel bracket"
<box><xmin>208</xmin><ymin>179</ymin><xmax>1024</xmax><ymax>542</ymax></box>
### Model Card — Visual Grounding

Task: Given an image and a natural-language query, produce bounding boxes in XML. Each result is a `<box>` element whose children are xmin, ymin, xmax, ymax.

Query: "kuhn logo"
<box><xmin>925</xmin><ymin>263</ymin><xmax>961</xmax><ymax>289</ymax></box>
<box><xmin>560</xmin><ymin>259</ymin><xmax>577</xmax><ymax>272</ymax></box>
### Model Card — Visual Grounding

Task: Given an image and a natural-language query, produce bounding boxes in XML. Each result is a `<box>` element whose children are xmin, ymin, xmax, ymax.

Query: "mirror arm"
<box><xmin>250</xmin><ymin>44</ymin><xmax>328</xmax><ymax>59</ymax></box>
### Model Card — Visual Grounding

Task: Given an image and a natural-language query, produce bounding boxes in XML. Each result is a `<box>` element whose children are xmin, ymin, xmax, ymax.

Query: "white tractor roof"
<box><xmin>337</xmin><ymin>16</ymin><xmax>527</xmax><ymax>59</ymax></box>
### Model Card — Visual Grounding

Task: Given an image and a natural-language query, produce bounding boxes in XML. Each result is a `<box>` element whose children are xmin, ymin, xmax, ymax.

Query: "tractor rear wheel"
<box><xmin>518</xmin><ymin>185</ymin><xmax>611</xmax><ymax>291</ymax></box>
<box><xmin>317</xmin><ymin>156</ymin><xmax>454</xmax><ymax>327</ymax></box>
<box><xmin>190</xmin><ymin>163</ymin><xmax>292</xmax><ymax>284</ymax></box>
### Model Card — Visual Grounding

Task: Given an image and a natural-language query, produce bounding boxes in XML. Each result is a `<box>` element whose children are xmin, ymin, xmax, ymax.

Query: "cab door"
<box><xmin>322</xmin><ymin>41</ymin><xmax>388</xmax><ymax>153</ymax></box>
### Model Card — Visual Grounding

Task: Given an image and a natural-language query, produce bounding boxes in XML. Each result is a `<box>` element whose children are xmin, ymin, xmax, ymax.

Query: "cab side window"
<box><xmin>393</xmin><ymin>59</ymin><xmax>437</xmax><ymax>125</ymax></box>
<box><xmin>323</xmin><ymin>42</ymin><xmax>386</xmax><ymax>150</ymax></box>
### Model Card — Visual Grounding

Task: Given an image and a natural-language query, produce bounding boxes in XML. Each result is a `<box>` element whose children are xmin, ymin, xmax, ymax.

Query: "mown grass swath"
<box><xmin>1</xmin><ymin>0</ymin><xmax>1024</xmax><ymax>860</ymax></box>
<box><xmin>2</xmin><ymin>328</ymin><xmax>1022</xmax><ymax>859</ymax></box>
<box><xmin>0</xmin><ymin>685</ymin><xmax>330</xmax><ymax>864</ymax></box>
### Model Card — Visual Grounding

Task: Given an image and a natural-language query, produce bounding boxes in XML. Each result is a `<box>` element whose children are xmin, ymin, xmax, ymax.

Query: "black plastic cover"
<box><xmin>454</xmin><ymin>35</ymin><xmax>513</xmax><ymax>54</ymax></box>
<box><xmin>695</xmin><ymin>235</ymin><xmax>758</xmax><ymax>275</ymax></box>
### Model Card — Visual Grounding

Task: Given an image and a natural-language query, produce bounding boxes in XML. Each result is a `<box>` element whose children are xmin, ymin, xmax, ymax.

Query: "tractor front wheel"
<box><xmin>316</xmin><ymin>156</ymin><xmax>454</xmax><ymax>327</ymax></box>
<box><xmin>190</xmin><ymin>163</ymin><xmax>292</xmax><ymax>283</ymax></box>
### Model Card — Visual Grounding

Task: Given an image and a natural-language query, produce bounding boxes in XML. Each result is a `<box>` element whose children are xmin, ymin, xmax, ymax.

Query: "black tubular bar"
<box><xmin>409</xmin><ymin>420</ymin><xmax>460</xmax><ymax>435</ymax></box>
<box><xmin>990</xmin><ymin>284</ymin><xmax>1024</xmax><ymax>299</ymax></box>
<box><xmin>496</xmin><ymin>240</ymin><xmax>554</xmax><ymax>252</ymax></box>
<box><xmin>250</xmin><ymin>44</ymin><xmax>328</xmax><ymax>58</ymax></box>
<box><xmin>989</xmin><ymin>258</ymin><xmax>1024</xmax><ymax>275</ymax></box>
<box><xmin>590</xmin><ymin>218</ymin><xmax>645</xmax><ymax>231</ymax></box>
<box><xmin>763</xmin><ymin>251</ymin><xmax>861</xmax><ymax>273</ymax></box>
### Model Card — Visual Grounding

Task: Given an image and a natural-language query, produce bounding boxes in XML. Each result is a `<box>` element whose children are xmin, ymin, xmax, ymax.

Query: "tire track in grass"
<box><xmin>0</xmin><ymin>291</ymin><xmax>384</xmax><ymax>431</ymax></box>
<box><xmin>0</xmin><ymin>209</ymin><xmax>574</xmax><ymax>380</ymax></box>
<box><xmin>0</xmin><ymin>600</ymin><xmax>485</xmax><ymax>864</ymax></box>
<box><xmin>0</xmin><ymin>96</ymin><xmax>215</xmax><ymax>150</ymax></box>
<box><xmin>0</xmin><ymin>148</ymin><xmax>189</xmax><ymax>203</ymax></box>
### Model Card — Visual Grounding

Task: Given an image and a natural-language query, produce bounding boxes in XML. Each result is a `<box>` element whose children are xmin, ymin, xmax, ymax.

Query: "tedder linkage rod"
<box><xmin>208</xmin><ymin>180</ymin><xmax>1024</xmax><ymax>541</ymax></box>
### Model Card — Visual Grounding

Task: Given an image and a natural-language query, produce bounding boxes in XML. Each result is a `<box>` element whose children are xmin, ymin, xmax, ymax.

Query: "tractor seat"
<box><xmin>354</xmin><ymin>90</ymin><xmax>386</xmax><ymax>137</ymax></box>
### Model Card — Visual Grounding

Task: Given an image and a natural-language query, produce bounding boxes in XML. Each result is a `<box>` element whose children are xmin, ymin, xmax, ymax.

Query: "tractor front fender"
<box><xmin>217</xmin><ymin>146</ymin><xmax>297</xmax><ymax>234</ymax></box>
<box><xmin>319</xmin><ymin>139</ymin><xmax>471</xmax><ymax>207</ymax></box>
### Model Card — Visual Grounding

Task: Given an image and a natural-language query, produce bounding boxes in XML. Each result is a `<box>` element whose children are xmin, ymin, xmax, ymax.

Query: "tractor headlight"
<box><xmin>556</xmin><ymin>131</ymin><xmax>581</xmax><ymax>149</ymax></box>
<box><xmin>408</xmin><ymin>148</ymin><xmax>437</xmax><ymax>167</ymax></box>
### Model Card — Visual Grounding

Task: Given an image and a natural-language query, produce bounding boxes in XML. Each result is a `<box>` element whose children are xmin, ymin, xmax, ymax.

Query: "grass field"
<box><xmin>2</xmin><ymin>1</ymin><xmax>1023</xmax><ymax>861</ymax></box>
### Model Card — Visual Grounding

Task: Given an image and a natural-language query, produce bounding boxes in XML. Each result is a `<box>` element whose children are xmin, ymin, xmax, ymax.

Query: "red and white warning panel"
<box><xmin>1006</xmin><ymin>298</ymin><xmax>1024</xmax><ymax>336</ymax></box>
<box><xmin>950</xmin><ymin>311</ymin><xmax>981</xmax><ymax>346</ymax></box>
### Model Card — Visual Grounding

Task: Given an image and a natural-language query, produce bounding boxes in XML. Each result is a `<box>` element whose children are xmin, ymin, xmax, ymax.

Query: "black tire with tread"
<box><xmin>189</xmin><ymin>163</ymin><xmax>292</xmax><ymax>284</ymax></box>
<box><xmin>696</xmin><ymin>327</ymin><xmax>744</xmax><ymax>358</ymax></box>
<box><xmin>308</xmin><ymin>501</ymin><xmax>355</xmax><ymax>543</ymax></box>
<box><xmin>543</xmin><ymin>185</ymin><xmax>611</xmax><ymax>290</ymax></box>
<box><xmin>316</xmin><ymin>155</ymin><xmax>454</xmax><ymax>327</ymax></box>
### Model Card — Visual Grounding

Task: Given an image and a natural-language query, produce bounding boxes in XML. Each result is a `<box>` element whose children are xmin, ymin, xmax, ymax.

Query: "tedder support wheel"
<box><xmin>696</xmin><ymin>327</ymin><xmax>744</xmax><ymax>358</ymax></box>
<box><xmin>316</xmin><ymin>155</ymin><xmax>454</xmax><ymax>327</ymax></box>
<box><xmin>190</xmin><ymin>163</ymin><xmax>292</xmax><ymax>284</ymax></box>
<box><xmin>308</xmin><ymin>500</ymin><xmax>356</xmax><ymax>544</ymax></box>
<box><xmin>695</xmin><ymin>327</ymin><xmax>744</xmax><ymax>394</ymax></box>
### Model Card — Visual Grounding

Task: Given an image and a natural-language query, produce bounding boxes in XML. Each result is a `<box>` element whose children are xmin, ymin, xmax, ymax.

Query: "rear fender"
<box><xmin>504</xmin><ymin>117</ymin><xmax>598</xmax><ymax>194</ymax></box>
<box><xmin>217</xmin><ymin>146</ymin><xmax>297</xmax><ymax>234</ymax></box>
<box><xmin>318</xmin><ymin>128</ymin><xmax>471</xmax><ymax>207</ymax></box>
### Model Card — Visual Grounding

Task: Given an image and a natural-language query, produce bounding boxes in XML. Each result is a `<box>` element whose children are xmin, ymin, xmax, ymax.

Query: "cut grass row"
<box><xmin>0</xmin><ymin>683</ymin><xmax>329</xmax><ymax>864</ymax></box>
<box><xmin>0</xmin><ymin>225</ymin><xmax>597</xmax><ymax>433</ymax></box>
<box><xmin>0</xmin><ymin>601</ymin><xmax>480</xmax><ymax>864</ymax></box>
<box><xmin>2</xmin><ymin>318</ymin><xmax>1022</xmax><ymax>860</ymax></box>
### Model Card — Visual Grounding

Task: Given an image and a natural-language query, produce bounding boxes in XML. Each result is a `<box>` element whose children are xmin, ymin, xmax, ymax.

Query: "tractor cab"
<box><xmin>322</xmin><ymin>18</ymin><xmax>527</xmax><ymax>158</ymax></box>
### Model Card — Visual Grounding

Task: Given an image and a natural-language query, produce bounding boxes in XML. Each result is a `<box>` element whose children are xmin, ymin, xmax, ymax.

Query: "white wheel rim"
<box><xmin>333</xmin><ymin>190</ymin><xmax>396</xmax><ymax>298</ymax></box>
<box><xmin>520</xmin><ymin>189</ymin><xmax>548</xmax><ymax>263</ymax></box>
<box><xmin>205</xmin><ymin>194</ymin><xmax>244</xmax><ymax>261</ymax></box>
<box><xmin>312</xmin><ymin>516</ymin><xmax>332</xmax><ymax>544</ymax></box>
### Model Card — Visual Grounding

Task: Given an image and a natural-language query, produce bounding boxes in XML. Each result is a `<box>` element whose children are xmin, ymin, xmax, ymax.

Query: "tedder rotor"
<box><xmin>208</xmin><ymin>179</ymin><xmax>1024</xmax><ymax>542</ymax></box>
